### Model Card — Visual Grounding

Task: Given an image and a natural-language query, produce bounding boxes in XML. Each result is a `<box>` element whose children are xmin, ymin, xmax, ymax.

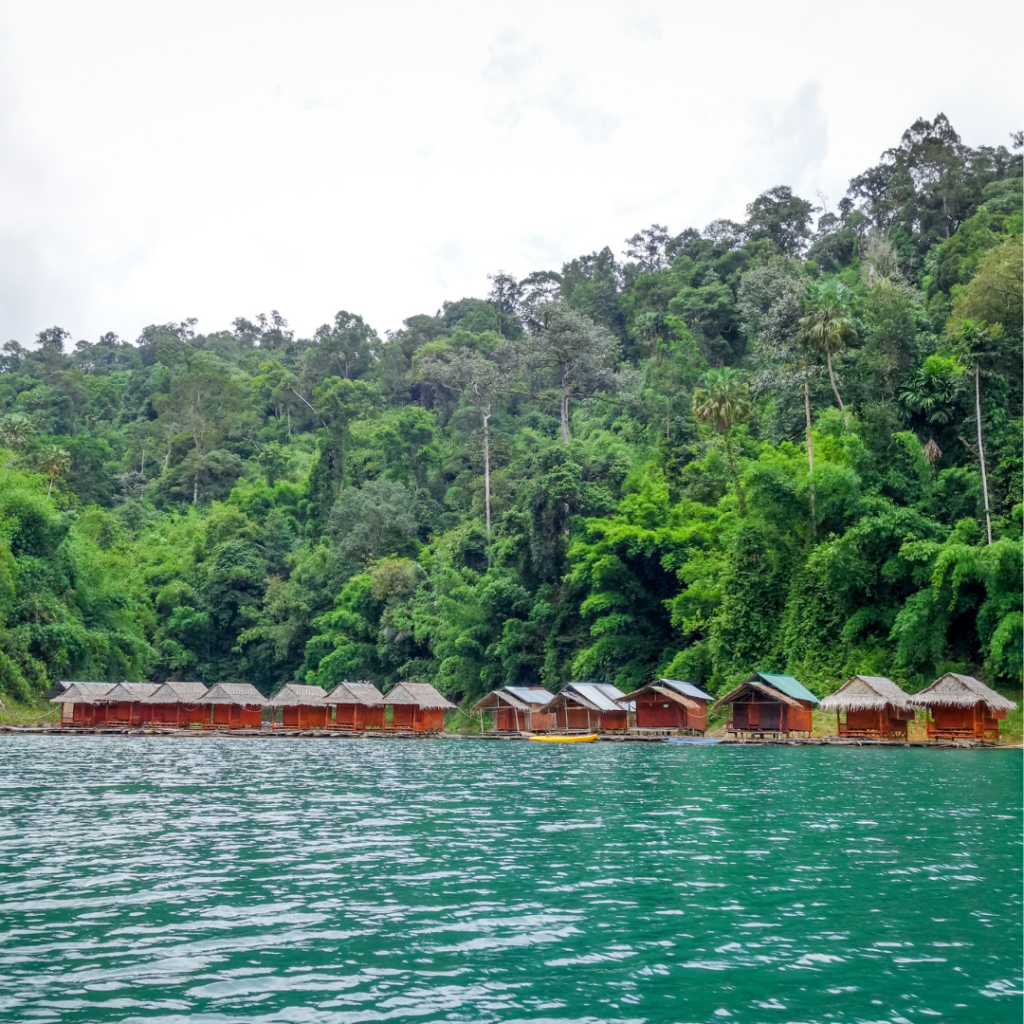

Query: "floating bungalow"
<box><xmin>148</xmin><ymin>681</ymin><xmax>208</xmax><ymax>728</ymax></box>
<box><xmin>197</xmin><ymin>683</ymin><xmax>265</xmax><ymax>730</ymax></box>
<box><xmin>470</xmin><ymin>686</ymin><xmax>555</xmax><ymax>734</ymax></box>
<box><xmin>540</xmin><ymin>682</ymin><xmax>628</xmax><ymax>733</ymax></box>
<box><xmin>51</xmin><ymin>682</ymin><xmax>115</xmax><ymax>726</ymax></box>
<box><xmin>95</xmin><ymin>682</ymin><xmax>161</xmax><ymax>727</ymax></box>
<box><xmin>907</xmin><ymin>672</ymin><xmax>1018</xmax><ymax>742</ymax></box>
<box><xmin>381</xmin><ymin>681</ymin><xmax>455</xmax><ymax>732</ymax></box>
<box><xmin>619</xmin><ymin>678</ymin><xmax>714</xmax><ymax>734</ymax></box>
<box><xmin>266</xmin><ymin>683</ymin><xmax>329</xmax><ymax>730</ymax></box>
<box><xmin>324</xmin><ymin>681</ymin><xmax>385</xmax><ymax>731</ymax></box>
<box><xmin>713</xmin><ymin>672</ymin><xmax>818</xmax><ymax>737</ymax></box>
<box><xmin>819</xmin><ymin>675</ymin><xmax>914</xmax><ymax>739</ymax></box>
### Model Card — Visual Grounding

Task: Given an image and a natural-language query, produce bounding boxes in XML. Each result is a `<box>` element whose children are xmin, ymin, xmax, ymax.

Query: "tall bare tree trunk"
<box><xmin>47</xmin><ymin>475</ymin><xmax>54</xmax><ymax>497</ymax></box>
<box><xmin>193</xmin><ymin>475</ymin><xmax>198</xmax><ymax>504</ymax></box>
<box><xmin>805</xmin><ymin>377</ymin><xmax>816</xmax><ymax>541</ymax></box>
<box><xmin>482</xmin><ymin>409</ymin><xmax>492</xmax><ymax>537</ymax></box>
<box><xmin>724</xmin><ymin>433</ymin><xmax>746</xmax><ymax>517</ymax></box>
<box><xmin>975</xmin><ymin>363</ymin><xmax>992</xmax><ymax>545</ymax></box>
<box><xmin>825</xmin><ymin>350</ymin><xmax>843</xmax><ymax>409</ymax></box>
<box><xmin>560</xmin><ymin>385</ymin><xmax>570</xmax><ymax>443</ymax></box>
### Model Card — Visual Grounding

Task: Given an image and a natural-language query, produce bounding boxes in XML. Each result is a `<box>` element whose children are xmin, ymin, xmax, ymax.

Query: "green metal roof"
<box><xmin>749</xmin><ymin>672</ymin><xmax>819</xmax><ymax>705</ymax></box>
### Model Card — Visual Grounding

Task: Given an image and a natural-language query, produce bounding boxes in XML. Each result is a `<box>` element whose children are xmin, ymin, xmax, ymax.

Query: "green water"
<box><xmin>0</xmin><ymin>737</ymin><xmax>1020</xmax><ymax>1024</ymax></box>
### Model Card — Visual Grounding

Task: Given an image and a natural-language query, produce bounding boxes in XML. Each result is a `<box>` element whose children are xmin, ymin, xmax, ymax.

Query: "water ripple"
<box><xmin>0</xmin><ymin>737</ymin><xmax>1019</xmax><ymax>1023</ymax></box>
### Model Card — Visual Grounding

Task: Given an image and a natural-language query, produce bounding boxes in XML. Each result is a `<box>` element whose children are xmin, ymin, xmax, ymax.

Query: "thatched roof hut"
<box><xmin>908</xmin><ymin>673</ymin><xmax>1017</xmax><ymax>742</ymax></box>
<box><xmin>381</xmin><ymin>681</ymin><xmax>455</xmax><ymax>733</ymax></box>
<box><xmin>819</xmin><ymin>675</ymin><xmax>914</xmax><ymax>739</ymax></box>
<box><xmin>323</xmin><ymin>681</ymin><xmax>385</xmax><ymax>731</ymax></box>
<box><xmin>907</xmin><ymin>672</ymin><xmax>1017</xmax><ymax>712</ymax></box>
<box><xmin>147</xmin><ymin>681</ymin><xmax>208</xmax><ymax>727</ymax></box>
<box><xmin>50</xmin><ymin>682</ymin><xmax>116</xmax><ymax>726</ymax></box>
<box><xmin>197</xmin><ymin>682</ymin><xmax>265</xmax><ymax>729</ymax></box>
<box><xmin>265</xmin><ymin>683</ymin><xmax>328</xmax><ymax>730</ymax></box>
<box><xmin>819</xmin><ymin>676</ymin><xmax>911</xmax><ymax>713</ymax></box>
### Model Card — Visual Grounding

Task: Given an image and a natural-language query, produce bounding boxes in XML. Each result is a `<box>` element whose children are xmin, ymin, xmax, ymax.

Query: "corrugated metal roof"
<box><xmin>568</xmin><ymin>682</ymin><xmax>625</xmax><ymax>712</ymax></box>
<box><xmin>749</xmin><ymin>672</ymin><xmax>819</xmax><ymax>705</ymax></box>
<box><xmin>504</xmin><ymin>686</ymin><xmax>554</xmax><ymax>707</ymax></box>
<box><xmin>657</xmin><ymin>678</ymin><xmax>715</xmax><ymax>702</ymax></box>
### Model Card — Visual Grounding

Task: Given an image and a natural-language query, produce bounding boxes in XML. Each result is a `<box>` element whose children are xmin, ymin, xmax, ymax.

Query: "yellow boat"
<box><xmin>528</xmin><ymin>733</ymin><xmax>598</xmax><ymax>743</ymax></box>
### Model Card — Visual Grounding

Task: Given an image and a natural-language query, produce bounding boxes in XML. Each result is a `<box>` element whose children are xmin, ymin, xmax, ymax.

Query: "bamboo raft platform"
<box><xmin>0</xmin><ymin>724</ymin><xmax>1015</xmax><ymax>748</ymax></box>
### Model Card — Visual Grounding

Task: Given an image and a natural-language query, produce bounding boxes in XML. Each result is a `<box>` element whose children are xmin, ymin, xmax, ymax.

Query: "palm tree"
<box><xmin>692</xmin><ymin>367</ymin><xmax>752</xmax><ymax>516</ymax></box>
<box><xmin>38</xmin><ymin>445</ymin><xmax>71</xmax><ymax>497</ymax></box>
<box><xmin>0</xmin><ymin>413</ymin><xmax>33</xmax><ymax>450</ymax></box>
<box><xmin>798</xmin><ymin>279</ymin><xmax>856</xmax><ymax>409</ymax></box>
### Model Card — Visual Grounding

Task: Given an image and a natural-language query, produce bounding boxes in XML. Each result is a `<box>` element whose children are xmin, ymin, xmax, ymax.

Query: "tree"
<box><xmin>0</xmin><ymin>414</ymin><xmax>32</xmax><ymax>450</ymax></box>
<box><xmin>623</xmin><ymin>224</ymin><xmax>671</xmax><ymax>273</ymax></box>
<box><xmin>517</xmin><ymin>305</ymin><xmax>625</xmax><ymax>443</ymax></box>
<box><xmin>486</xmin><ymin>272</ymin><xmax>524</xmax><ymax>338</ymax></box>
<box><xmin>37</xmin><ymin>326</ymin><xmax>71</xmax><ymax>354</ymax></box>
<box><xmin>953</xmin><ymin>321</ymin><xmax>997</xmax><ymax>545</ymax></box>
<box><xmin>311</xmin><ymin>377</ymin><xmax>381</xmax><ymax>502</ymax></box>
<box><xmin>745</xmin><ymin>186</ymin><xmax>817</xmax><ymax>256</ymax></box>
<box><xmin>417</xmin><ymin>347</ymin><xmax>509</xmax><ymax>536</ymax></box>
<box><xmin>307</xmin><ymin>311</ymin><xmax>378</xmax><ymax>382</ymax></box>
<box><xmin>691</xmin><ymin>368</ymin><xmax>752</xmax><ymax>516</ymax></box>
<box><xmin>38</xmin><ymin>445</ymin><xmax>71</xmax><ymax>497</ymax></box>
<box><xmin>797</xmin><ymin>279</ymin><xmax>857</xmax><ymax>409</ymax></box>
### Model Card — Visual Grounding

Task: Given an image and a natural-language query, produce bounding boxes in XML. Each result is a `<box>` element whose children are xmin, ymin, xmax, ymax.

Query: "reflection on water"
<box><xmin>0</xmin><ymin>737</ymin><xmax>1020</xmax><ymax>1023</ymax></box>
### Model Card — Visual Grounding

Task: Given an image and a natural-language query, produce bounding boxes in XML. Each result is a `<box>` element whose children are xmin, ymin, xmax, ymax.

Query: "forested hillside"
<box><xmin>1</xmin><ymin>114</ymin><xmax>1020</xmax><ymax>705</ymax></box>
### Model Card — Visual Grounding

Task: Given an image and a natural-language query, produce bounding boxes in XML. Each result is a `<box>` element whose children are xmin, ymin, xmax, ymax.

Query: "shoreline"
<box><xmin>1</xmin><ymin>724</ymin><xmax>1017</xmax><ymax>748</ymax></box>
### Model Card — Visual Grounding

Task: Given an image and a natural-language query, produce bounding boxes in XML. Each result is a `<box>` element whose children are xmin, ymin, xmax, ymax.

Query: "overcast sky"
<box><xmin>1</xmin><ymin>0</ymin><xmax>1020</xmax><ymax>346</ymax></box>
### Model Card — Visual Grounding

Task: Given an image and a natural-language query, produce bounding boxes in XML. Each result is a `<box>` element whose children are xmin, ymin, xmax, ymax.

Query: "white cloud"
<box><xmin>0</xmin><ymin>0</ymin><xmax>1019</xmax><ymax>344</ymax></box>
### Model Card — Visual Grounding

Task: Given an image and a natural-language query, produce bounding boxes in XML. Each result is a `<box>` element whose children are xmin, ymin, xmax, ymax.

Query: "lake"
<box><xmin>0</xmin><ymin>736</ymin><xmax>1020</xmax><ymax>1023</ymax></box>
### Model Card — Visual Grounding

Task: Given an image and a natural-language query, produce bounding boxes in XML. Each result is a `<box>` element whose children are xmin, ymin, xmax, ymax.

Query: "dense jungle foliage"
<box><xmin>1</xmin><ymin>114</ymin><xmax>1021</xmax><ymax>706</ymax></box>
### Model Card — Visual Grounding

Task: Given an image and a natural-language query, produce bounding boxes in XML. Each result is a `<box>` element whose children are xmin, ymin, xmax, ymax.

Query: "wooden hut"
<box><xmin>94</xmin><ymin>682</ymin><xmax>161</xmax><ymax>727</ymax></box>
<box><xmin>266</xmin><ymin>683</ymin><xmax>330</xmax><ymax>730</ymax></box>
<box><xmin>713</xmin><ymin>672</ymin><xmax>818</xmax><ymax>738</ymax></box>
<box><xmin>539</xmin><ymin>682</ymin><xmax>628</xmax><ymax>733</ymax></box>
<box><xmin>50</xmin><ymin>682</ymin><xmax>115</xmax><ymax>727</ymax></box>
<box><xmin>324</xmin><ymin>681</ymin><xmax>385</xmax><ymax>731</ymax></box>
<box><xmin>381</xmin><ymin>681</ymin><xmax>455</xmax><ymax>732</ymax></box>
<box><xmin>618</xmin><ymin>678</ymin><xmax>714</xmax><ymax>734</ymax></box>
<box><xmin>196</xmin><ymin>682</ymin><xmax>265</xmax><ymax>730</ymax></box>
<box><xmin>819</xmin><ymin>675</ymin><xmax>914</xmax><ymax>739</ymax></box>
<box><xmin>470</xmin><ymin>686</ymin><xmax>555</xmax><ymax>733</ymax></box>
<box><xmin>907</xmin><ymin>672</ymin><xmax>1018</xmax><ymax>742</ymax></box>
<box><xmin>148</xmin><ymin>681</ymin><xmax>208</xmax><ymax>728</ymax></box>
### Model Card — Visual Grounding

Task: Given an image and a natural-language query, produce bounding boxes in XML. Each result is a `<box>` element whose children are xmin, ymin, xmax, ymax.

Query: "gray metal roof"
<box><xmin>504</xmin><ymin>686</ymin><xmax>554</xmax><ymax>707</ymax></box>
<box><xmin>566</xmin><ymin>682</ymin><xmax>626</xmax><ymax>712</ymax></box>
<box><xmin>657</xmin><ymin>678</ymin><xmax>715</xmax><ymax>702</ymax></box>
